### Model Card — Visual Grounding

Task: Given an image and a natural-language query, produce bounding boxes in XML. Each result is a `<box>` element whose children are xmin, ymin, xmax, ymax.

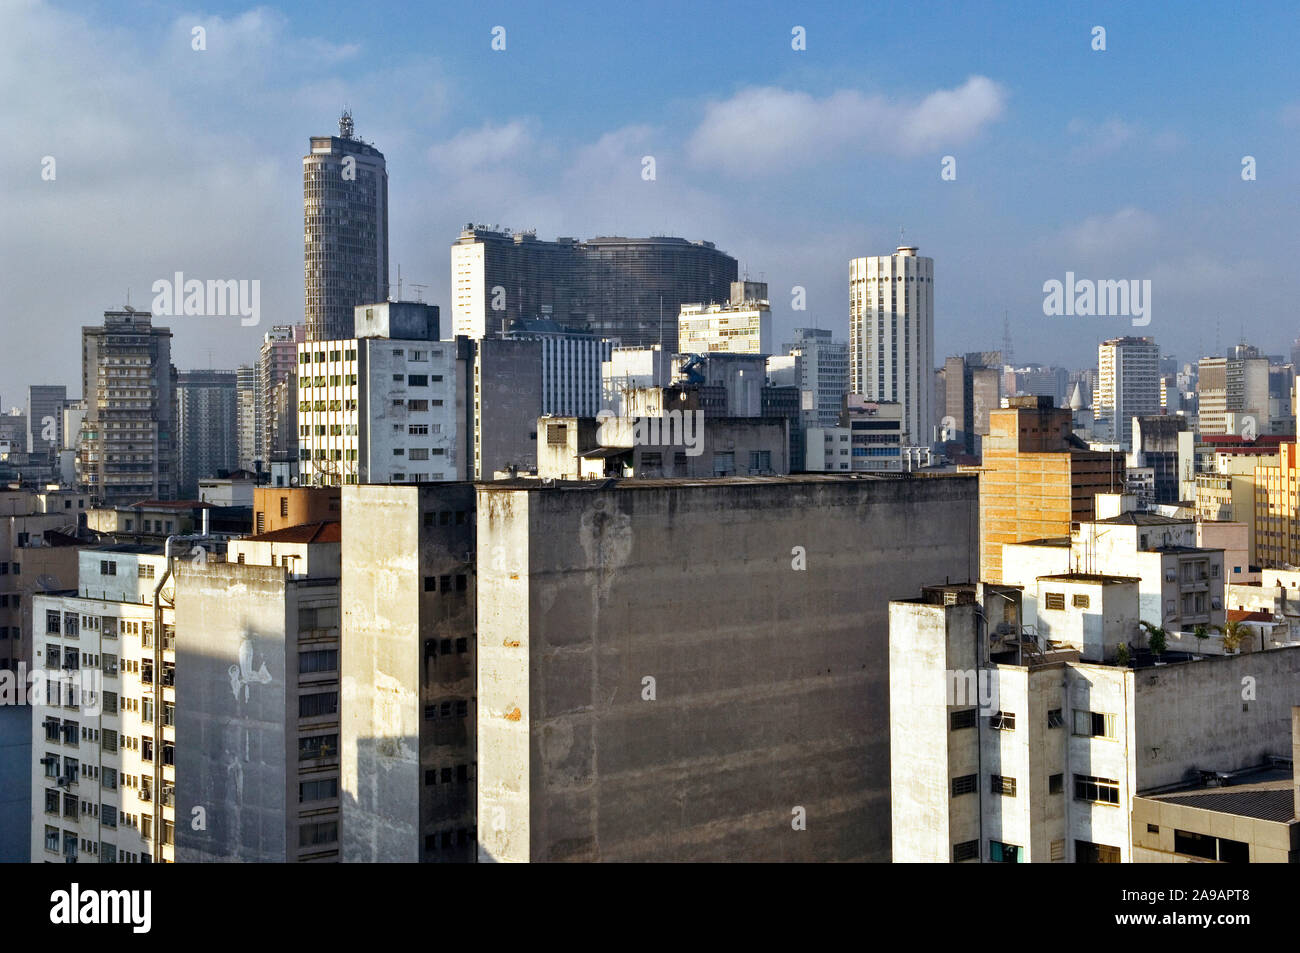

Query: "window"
<box><xmin>1073</xmin><ymin>774</ymin><xmax>1120</xmax><ymax>805</ymax></box>
<box><xmin>408</xmin><ymin>375</ymin><xmax>428</xmax><ymax>387</ymax></box>
<box><xmin>951</xmin><ymin>774</ymin><xmax>977</xmax><ymax>796</ymax></box>
<box><xmin>1050</xmin><ymin>840</ymin><xmax>1066</xmax><ymax>862</ymax></box>
<box><xmin>299</xmin><ymin>692</ymin><xmax>338</xmax><ymax>717</ymax></box>
<box><xmin>100</xmin><ymin>560</ymin><xmax>117</xmax><ymax>576</ymax></box>
<box><xmin>749</xmin><ymin>450</ymin><xmax>772</xmax><ymax>472</ymax></box>
<box><xmin>102</xmin><ymin>767</ymin><xmax>117</xmax><ymax>790</ymax></box>
<box><xmin>950</xmin><ymin>708</ymin><xmax>977</xmax><ymax>730</ymax></box>
<box><xmin>991</xmin><ymin>775</ymin><xmax>1017</xmax><ymax>797</ymax></box>
<box><xmin>1173</xmin><ymin>829</ymin><xmax>1247</xmax><ymax>862</ymax></box>
<box><xmin>46</xmin><ymin>610</ymin><xmax>61</xmax><ymax>634</ymax></box>
<box><xmin>299</xmin><ymin>777</ymin><xmax>338</xmax><ymax>802</ymax></box>
<box><xmin>45</xmin><ymin>789</ymin><xmax>59</xmax><ymax>814</ymax></box>
<box><xmin>299</xmin><ymin>649</ymin><xmax>338</xmax><ymax>674</ymax></box>
<box><xmin>298</xmin><ymin>734</ymin><xmax>338</xmax><ymax>761</ymax></box>
<box><xmin>45</xmin><ymin>826</ymin><xmax>59</xmax><ymax>852</ymax></box>
<box><xmin>299</xmin><ymin>820</ymin><xmax>338</xmax><ymax>847</ymax></box>
<box><xmin>102</xmin><ymin>804</ymin><xmax>117</xmax><ymax>828</ymax></box>
<box><xmin>1049</xmin><ymin>773</ymin><xmax>1064</xmax><ymax>794</ymax></box>
<box><xmin>988</xmin><ymin>711</ymin><xmax>1015</xmax><ymax>731</ymax></box>
<box><xmin>1072</xmin><ymin>594</ymin><xmax>1090</xmax><ymax>608</ymax></box>
<box><xmin>102</xmin><ymin>729</ymin><xmax>118</xmax><ymax>753</ymax></box>
<box><xmin>1073</xmin><ymin>710</ymin><xmax>1115</xmax><ymax>739</ymax></box>
<box><xmin>280</xmin><ymin>498</ymin><xmax>289</xmax><ymax>517</ymax></box>
<box><xmin>1147</xmin><ymin>823</ymin><xmax>1159</xmax><ymax>834</ymax></box>
<box><xmin>1044</xmin><ymin>592</ymin><xmax>1065</xmax><ymax>611</ymax></box>
<box><xmin>1076</xmin><ymin>840</ymin><xmax>1121</xmax><ymax>863</ymax></box>
<box><xmin>138</xmin><ymin>564</ymin><xmax>155</xmax><ymax>579</ymax></box>
<box><xmin>424</xmin><ymin>576</ymin><xmax>436</xmax><ymax>592</ymax></box>
<box><xmin>952</xmin><ymin>840</ymin><xmax>979</xmax><ymax>862</ymax></box>
<box><xmin>1047</xmin><ymin>708</ymin><xmax>1064</xmax><ymax>728</ymax></box>
<box><xmin>712</xmin><ymin>452</ymin><xmax>736</xmax><ymax>476</ymax></box>
<box><xmin>989</xmin><ymin>840</ymin><xmax>1022</xmax><ymax>863</ymax></box>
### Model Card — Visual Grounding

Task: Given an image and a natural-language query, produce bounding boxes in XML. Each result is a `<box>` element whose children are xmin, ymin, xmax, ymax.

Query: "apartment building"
<box><xmin>298</xmin><ymin>302</ymin><xmax>462</xmax><ymax>486</ymax></box>
<box><xmin>805</xmin><ymin>398</ymin><xmax>904</xmax><ymax>473</ymax></box>
<box><xmin>889</xmin><ymin>581</ymin><xmax>1300</xmax><ymax>863</ymax></box>
<box><xmin>677</xmin><ymin>281</ymin><xmax>772</xmax><ymax>355</ymax></box>
<box><xmin>174</xmin><ymin>522</ymin><xmax>341</xmax><ymax>862</ymax></box>
<box><xmin>1095</xmin><ymin>337</ymin><xmax>1159</xmax><ymax>449</ymax></box>
<box><xmin>31</xmin><ymin>546</ymin><xmax>184</xmax><ymax>863</ymax></box>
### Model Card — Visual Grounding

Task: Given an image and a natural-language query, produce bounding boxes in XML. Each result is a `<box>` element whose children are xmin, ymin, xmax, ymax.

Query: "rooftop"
<box><xmin>1140</xmin><ymin>764</ymin><xmax>1295</xmax><ymax>823</ymax></box>
<box><xmin>1037</xmin><ymin>572</ymin><xmax>1141</xmax><ymax>584</ymax></box>
<box><xmin>243</xmin><ymin>521</ymin><xmax>340</xmax><ymax>544</ymax></box>
<box><xmin>1092</xmin><ymin>512</ymin><xmax>1189</xmax><ymax>526</ymax></box>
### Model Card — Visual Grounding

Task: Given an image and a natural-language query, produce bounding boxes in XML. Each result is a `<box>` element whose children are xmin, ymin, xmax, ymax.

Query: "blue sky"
<box><xmin>4</xmin><ymin>0</ymin><xmax>1299</xmax><ymax>400</ymax></box>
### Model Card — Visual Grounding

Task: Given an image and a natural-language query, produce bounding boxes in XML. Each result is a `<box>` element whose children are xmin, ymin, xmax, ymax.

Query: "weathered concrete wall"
<box><xmin>477</xmin><ymin>474</ymin><xmax>978</xmax><ymax>861</ymax></box>
<box><xmin>1135</xmin><ymin>647</ymin><xmax>1300</xmax><ymax>789</ymax></box>
<box><xmin>477</xmin><ymin>339</ymin><xmax>543</xmax><ymax>478</ymax></box>
<box><xmin>175</xmin><ymin>562</ymin><xmax>294</xmax><ymax>862</ymax></box>
<box><xmin>340</xmin><ymin>483</ymin><xmax>477</xmax><ymax>862</ymax></box>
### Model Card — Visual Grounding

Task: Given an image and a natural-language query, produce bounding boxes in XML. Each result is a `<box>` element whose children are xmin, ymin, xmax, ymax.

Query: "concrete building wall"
<box><xmin>340</xmin><ymin>484</ymin><xmax>477</xmax><ymax>862</ymax></box>
<box><xmin>475</xmin><ymin>339</ymin><xmax>543</xmax><ymax>479</ymax></box>
<box><xmin>476</xmin><ymin>474</ymin><xmax>978</xmax><ymax>862</ymax></box>
<box><xmin>1134</xmin><ymin>649</ymin><xmax>1300</xmax><ymax>789</ymax></box>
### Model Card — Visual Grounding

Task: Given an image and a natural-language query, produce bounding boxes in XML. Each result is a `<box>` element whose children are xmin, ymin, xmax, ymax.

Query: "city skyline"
<box><xmin>6</xmin><ymin>0</ymin><xmax>1299</xmax><ymax>397</ymax></box>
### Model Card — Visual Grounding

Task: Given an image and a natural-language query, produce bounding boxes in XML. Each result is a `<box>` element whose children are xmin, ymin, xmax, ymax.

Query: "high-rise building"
<box><xmin>978</xmin><ymin>397</ymin><xmax>1118</xmax><ymax>583</ymax></box>
<box><xmin>1095</xmin><ymin>337</ymin><xmax>1159</xmax><ymax>449</ymax></box>
<box><xmin>31</xmin><ymin>545</ymin><xmax>184</xmax><ymax>864</ymax></box>
<box><xmin>175</xmin><ymin>522</ymin><xmax>341</xmax><ymax>862</ymax></box>
<box><xmin>471</xmin><ymin>475</ymin><xmax>976</xmax><ymax>861</ymax></box>
<box><xmin>78</xmin><ymin>309</ymin><xmax>178</xmax><ymax>507</ymax></box>
<box><xmin>1198</xmin><ymin>352</ymin><xmax>1269</xmax><ymax>437</ymax></box>
<box><xmin>677</xmin><ymin>281</ymin><xmax>772</xmax><ymax>355</ymax></box>
<box><xmin>27</xmin><ymin>385</ymin><xmax>68</xmax><ymax>463</ymax></box>
<box><xmin>849</xmin><ymin>246</ymin><xmax>934</xmax><ymax>445</ymax></box>
<box><xmin>304</xmin><ymin>112</ymin><xmax>388</xmax><ymax>341</ymax></box>
<box><xmin>1128</xmin><ymin>415</ymin><xmax>1192</xmax><ymax>505</ymax></box>
<box><xmin>501</xmin><ymin>318</ymin><xmax>613</xmax><ymax>418</ymax></box>
<box><xmin>260</xmin><ymin>325</ymin><xmax>306</xmax><ymax>474</ymax></box>
<box><xmin>298</xmin><ymin>302</ymin><xmax>461</xmax><ymax>486</ymax></box>
<box><xmin>450</xmin><ymin>226</ymin><xmax>736</xmax><ymax>350</ymax></box>
<box><xmin>941</xmin><ymin>354</ymin><xmax>1002</xmax><ymax>456</ymax></box>
<box><xmin>177</xmin><ymin>370</ymin><xmax>239</xmax><ymax>498</ymax></box>
<box><xmin>235</xmin><ymin>365</ymin><xmax>260</xmax><ymax>472</ymax></box>
<box><xmin>782</xmin><ymin>328</ymin><xmax>850</xmax><ymax>430</ymax></box>
<box><xmin>340</xmin><ymin>483</ymin><xmax>477</xmax><ymax>863</ymax></box>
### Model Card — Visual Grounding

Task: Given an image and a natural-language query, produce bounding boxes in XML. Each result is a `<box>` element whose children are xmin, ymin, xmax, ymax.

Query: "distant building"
<box><xmin>451</xmin><ymin>225</ymin><xmax>737</xmax><ymax>350</ymax></box>
<box><xmin>941</xmin><ymin>354</ymin><xmax>1001</xmax><ymax>455</ymax></box>
<box><xmin>236</xmin><ymin>365</ymin><xmax>260</xmax><ymax>473</ymax></box>
<box><xmin>260</xmin><ymin>325</ymin><xmax>306</xmax><ymax>471</ymax></box>
<box><xmin>26</xmin><ymin>385</ymin><xmax>68</xmax><ymax>464</ymax></box>
<box><xmin>781</xmin><ymin>328</ymin><xmax>850</xmax><ymax>430</ymax></box>
<box><xmin>304</xmin><ymin>112</ymin><xmax>388</xmax><ymax>341</ymax></box>
<box><xmin>806</xmin><ymin>398</ymin><xmax>904</xmax><ymax>473</ymax></box>
<box><xmin>78</xmin><ymin>309</ymin><xmax>178</xmax><ymax>507</ymax></box>
<box><xmin>849</xmin><ymin>246</ymin><xmax>934</xmax><ymax>446</ymax></box>
<box><xmin>1096</xmin><ymin>337</ymin><xmax>1159</xmax><ymax>450</ymax></box>
<box><xmin>1128</xmin><ymin>415</ymin><xmax>1192</xmax><ymax>504</ymax></box>
<box><xmin>177</xmin><ymin>370</ymin><xmax>239</xmax><ymax>498</ymax></box>
<box><xmin>677</xmin><ymin>281</ymin><xmax>771</xmax><ymax>355</ymax></box>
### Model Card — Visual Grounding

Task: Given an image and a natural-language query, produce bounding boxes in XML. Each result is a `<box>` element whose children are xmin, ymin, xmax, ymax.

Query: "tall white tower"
<box><xmin>849</xmin><ymin>246</ymin><xmax>934</xmax><ymax>445</ymax></box>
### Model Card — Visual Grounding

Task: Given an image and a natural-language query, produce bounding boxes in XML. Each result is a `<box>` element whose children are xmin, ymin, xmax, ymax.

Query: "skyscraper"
<box><xmin>304</xmin><ymin>112</ymin><xmax>388</xmax><ymax>341</ymax></box>
<box><xmin>1095</xmin><ymin>336</ymin><xmax>1159</xmax><ymax>449</ymax></box>
<box><xmin>78</xmin><ymin>309</ymin><xmax>178</xmax><ymax>506</ymax></box>
<box><xmin>259</xmin><ymin>325</ymin><xmax>305</xmax><ymax>468</ymax></box>
<box><xmin>177</xmin><ymin>370</ymin><xmax>239</xmax><ymax>497</ymax></box>
<box><xmin>783</xmin><ymin>328</ymin><xmax>850</xmax><ymax>430</ymax></box>
<box><xmin>26</xmin><ymin>385</ymin><xmax>67</xmax><ymax>460</ymax></box>
<box><xmin>450</xmin><ymin>226</ymin><xmax>736</xmax><ymax>349</ymax></box>
<box><xmin>849</xmin><ymin>246</ymin><xmax>934</xmax><ymax>445</ymax></box>
<box><xmin>236</xmin><ymin>364</ymin><xmax>260</xmax><ymax>472</ymax></box>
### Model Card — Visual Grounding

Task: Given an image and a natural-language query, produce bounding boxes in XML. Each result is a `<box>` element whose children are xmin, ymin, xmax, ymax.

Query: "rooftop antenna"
<box><xmin>396</xmin><ymin>264</ymin><xmax>402</xmax><ymax>301</ymax></box>
<box><xmin>125</xmin><ymin>288</ymin><xmax>130</xmax><ymax>308</ymax></box>
<box><xmin>410</xmin><ymin>283</ymin><xmax>428</xmax><ymax>303</ymax></box>
<box><xmin>899</xmin><ymin>225</ymin><xmax>905</xmax><ymax>247</ymax></box>
<box><xmin>339</xmin><ymin>108</ymin><xmax>354</xmax><ymax>139</ymax></box>
<box><xmin>1002</xmin><ymin>311</ymin><xmax>1014</xmax><ymax>367</ymax></box>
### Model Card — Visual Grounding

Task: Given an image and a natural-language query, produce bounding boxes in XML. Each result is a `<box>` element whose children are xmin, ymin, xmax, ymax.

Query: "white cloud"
<box><xmin>686</xmin><ymin>76</ymin><xmax>1007</xmax><ymax>175</ymax></box>
<box><xmin>428</xmin><ymin>121</ymin><xmax>535</xmax><ymax>174</ymax></box>
<box><xmin>1059</xmin><ymin>207</ymin><xmax>1161</xmax><ymax>257</ymax></box>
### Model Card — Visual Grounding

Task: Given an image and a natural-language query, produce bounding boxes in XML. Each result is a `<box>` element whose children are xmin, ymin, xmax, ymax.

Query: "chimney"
<box><xmin>1292</xmin><ymin>706</ymin><xmax>1300</xmax><ymax>821</ymax></box>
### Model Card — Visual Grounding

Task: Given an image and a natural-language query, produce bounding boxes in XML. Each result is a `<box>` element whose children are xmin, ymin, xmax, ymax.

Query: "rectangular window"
<box><xmin>298</xmin><ymin>734</ymin><xmax>338</xmax><ymax>761</ymax></box>
<box><xmin>1072</xmin><ymin>594</ymin><xmax>1090</xmax><ymax>608</ymax></box>
<box><xmin>299</xmin><ymin>820</ymin><xmax>338</xmax><ymax>847</ymax></box>
<box><xmin>989</xmin><ymin>840</ymin><xmax>1022</xmax><ymax>863</ymax></box>
<box><xmin>950</xmin><ymin>708</ymin><xmax>977</xmax><ymax>730</ymax></box>
<box><xmin>1047</xmin><ymin>708</ymin><xmax>1064</xmax><ymax>728</ymax></box>
<box><xmin>1075</xmin><ymin>840</ymin><xmax>1121</xmax><ymax>863</ymax></box>
<box><xmin>951</xmin><ymin>774</ymin><xmax>977</xmax><ymax>796</ymax></box>
<box><xmin>299</xmin><ymin>692</ymin><xmax>338</xmax><ymax>718</ymax></box>
<box><xmin>1049</xmin><ymin>773</ymin><xmax>1064</xmax><ymax>794</ymax></box>
<box><xmin>991</xmin><ymin>775</ymin><xmax>1017</xmax><ymax>797</ymax></box>
<box><xmin>952</xmin><ymin>840</ymin><xmax>979</xmax><ymax>862</ymax></box>
<box><xmin>298</xmin><ymin>649</ymin><xmax>338</xmax><ymax>674</ymax></box>
<box><xmin>299</xmin><ymin>777</ymin><xmax>338</xmax><ymax>802</ymax></box>
<box><xmin>1073</xmin><ymin>774</ymin><xmax>1120</xmax><ymax>805</ymax></box>
<box><xmin>1073</xmin><ymin>710</ymin><xmax>1115</xmax><ymax>739</ymax></box>
<box><xmin>988</xmin><ymin>711</ymin><xmax>1015</xmax><ymax>731</ymax></box>
<box><xmin>1044</xmin><ymin>592</ymin><xmax>1065</xmax><ymax>611</ymax></box>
